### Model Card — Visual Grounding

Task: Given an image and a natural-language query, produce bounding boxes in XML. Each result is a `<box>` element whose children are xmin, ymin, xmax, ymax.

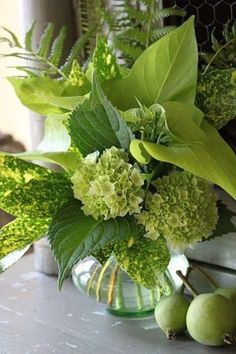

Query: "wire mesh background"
<box><xmin>165</xmin><ymin>0</ymin><xmax>236</xmax><ymax>51</ymax></box>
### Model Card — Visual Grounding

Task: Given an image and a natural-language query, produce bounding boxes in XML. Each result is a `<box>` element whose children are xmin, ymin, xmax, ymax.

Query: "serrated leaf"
<box><xmin>49</xmin><ymin>26</ymin><xmax>67</xmax><ymax>66</ymax></box>
<box><xmin>48</xmin><ymin>199</ymin><xmax>137</xmax><ymax>288</ymax></box>
<box><xmin>104</xmin><ymin>17</ymin><xmax>198</xmax><ymax>110</ymax></box>
<box><xmin>69</xmin><ymin>73</ymin><xmax>133</xmax><ymax>155</ymax></box>
<box><xmin>25</xmin><ymin>20</ymin><xmax>36</xmax><ymax>51</ymax></box>
<box><xmin>37</xmin><ymin>23</ymin><xmax>54</xmax><ymax>58</ymax></box>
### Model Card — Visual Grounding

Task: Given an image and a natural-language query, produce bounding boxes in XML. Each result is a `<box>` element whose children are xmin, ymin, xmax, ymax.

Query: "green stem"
<box><xmin>115</xmin><ymin>269</ymin><xmax>125</xmax><ymax>309</ymax></box>
<box><xmin>136</xmin><ymin>284</ymin><xmax>144</xmax><ymax>309</ymax></box>
<box><xmin>176</xmin><ymin>270</ymin><xmax>199</xmax><ymax>298</ymax></box>
<box><xmin>145</xmin><ymin>0</ymin><xmax>155</xmax><ymax>48</ymax></box>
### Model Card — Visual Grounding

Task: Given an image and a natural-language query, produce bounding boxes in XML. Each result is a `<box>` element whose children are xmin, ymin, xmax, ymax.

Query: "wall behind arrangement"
<box><xmin>0</xmin><ymin>0</ymin><xmax>31</xmax><ymax>150</ymax></box>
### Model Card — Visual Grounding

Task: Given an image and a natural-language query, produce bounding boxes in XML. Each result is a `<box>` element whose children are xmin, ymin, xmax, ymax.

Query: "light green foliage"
<box><xmin>71</xmin><ymin>147</ymin><xmax>144</xmax><ymax>220</ymax></box>
<box><xmin>130</xmin><ymin>102</ymin><xmax>236</xmax><ymax>200</ymax></box>
<box><xmin>114</xmin><ymin>236</ymin><xmax>170</xmax><ymax>289</ymax></box>
<box><xmin>93</xmin><ymin>36</ymin><xmax>121</xmax><ymax>83</ymax></box>
<box><xmin>104</xmin><ymin>17</ymin><xmax>198</xmax><ymax>110</ymax></box>
<box><xmin>110</xmin><ymin>0</ymin><xmax>185</xmax><ymax>67</ymax></box>
<box><xmin>136</xmin><ymin>171</ymin><xmax>218</xmax><ymax>250</ymax></box>
<box><xmin>8</xmin><ymin>76</ymin><xmax>90</xmax><ymax>117</ymax></box>
<box><xmin>196</xmin><ymin>69</ymin><xmax>236</xmax><ymax>129</ymax></box>
<box><xmin>69</xmin><ymin>74</ymin><xmax>133</xmax><ymax>155</ymax></box>
<box><xmin>48</xmin><ymin>199</ymin><xmax>139</xmax><ymax>288</ymax></box>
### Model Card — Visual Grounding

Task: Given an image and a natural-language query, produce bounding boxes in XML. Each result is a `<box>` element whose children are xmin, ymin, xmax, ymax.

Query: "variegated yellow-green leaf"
<box><xmin>196</xmin><ymin>68</ymin><xmax>236</xmax><ymax>129</ymax></box>
<box><xmin>0</xmin><ymin>215</ymin><xmax>51</xmax><ymax>260</ymax></box>
<box><xmin>114</xmin><ymin>236</ymin><xmax>170</xmax><ymax>289</ymax></box>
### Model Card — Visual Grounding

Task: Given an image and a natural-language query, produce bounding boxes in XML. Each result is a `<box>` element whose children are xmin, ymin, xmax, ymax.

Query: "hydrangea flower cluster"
<box><xmin>136</xmin><ymin>171</ymin><xmax>218</xmax><ymax>250</ymax></box>
<box><xmin>71</xmin><ymin>147</ymin><xmax>144</xmax><ymax>220</ymax></box>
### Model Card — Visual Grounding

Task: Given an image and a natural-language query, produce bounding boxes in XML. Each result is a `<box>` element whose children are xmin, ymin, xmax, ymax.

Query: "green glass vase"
<box><xmin>72</xmin><ymin>253</ymin><xmax>188</xmax><ymax>318</ymax></box>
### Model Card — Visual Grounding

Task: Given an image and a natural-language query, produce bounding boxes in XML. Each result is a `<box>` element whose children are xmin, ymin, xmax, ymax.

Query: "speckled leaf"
<box><xmin>2</xmin><ymin>173</ymin><xmax>73</xmax><ymax>218</ymax></box>
<box><xmin>0</xmin><ymin>154</ymin><xmax>50</xmax><ymax>208</ymax></box>
<box><xmin>48</xmin><ymin>200</ymin><xmax>138</xmax><ymax>289</ymax></box>
<box><xmin>93</xmin><ymin>36</ymin><xmax>121</xmax><ymax>83</ymax></box>
<box><xmin>69</xmin><ymin>74</ymin><xmax>133</xmax><ymax>155</ymax></box>
<box><xmin>196</xmin><ymin>68</ymin><xmax>236</xmax><ymax>129</ymax></box>
<box><xmin>114</xmin><ymin>236</ymin><xmax>170</xmax><ymax>289</ymax></box>
<box><xmin>0</xmin><ymin>215</ymin><xmax>51</xmax><ymax>260</ymax></box>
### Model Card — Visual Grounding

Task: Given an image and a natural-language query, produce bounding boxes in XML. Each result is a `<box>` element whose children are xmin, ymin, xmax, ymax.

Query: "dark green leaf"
<box><xmin>48</xmin><ymin>199</ymin><xmax>137</xmax><ymax>288</ymax></box>
<box><xmin>69</xmin><ymin>73</ymin><xmax>133</xmax><ymax>155</ymax></box>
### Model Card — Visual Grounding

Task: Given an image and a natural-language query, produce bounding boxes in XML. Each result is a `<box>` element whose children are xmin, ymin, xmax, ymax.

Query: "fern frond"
<box><xmin>151</xmin><ymin>26</ymin><xmax>176</xmax><ymax>41</ymax></box>
<box><xmin>114</xmin><ymin>37</ymin><xmax>143</xmax><ymax>61</ymax></box>
<box><xmin>9</xmin><ymin>66</ymin><xmax>39</xmax><ymax>77</ymax></box>
<box><xmin>37</xmin><ymin>23</ymin><xmax>55</xmax><ymax>58</ymax></box>
<box><xmin>48</xmin><ymin>26</ymin><xmax>67</xmax><ymax>66</ymax></box>
<box><xmin>1</xmin><ymin>27</ymin><xmax>22</xmax><ymax>47</ymax></box>
<box><xmin>154</xmin><ymin>7</ymin><xmax>185</xmax><ymax>22</ymax></box>
<box><xmin>61</xmin><ymin>27</ymin><xmax>96</xmax><ymax>76</ymax></box>
<box><xmin>25</xmin><ymin>21</ymin><xmax>36</xmax><ymax>51</ymax></box>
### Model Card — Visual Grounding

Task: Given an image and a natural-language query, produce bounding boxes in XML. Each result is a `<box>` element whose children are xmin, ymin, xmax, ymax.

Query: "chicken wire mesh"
<box><xmin>165</xmin><ymin>0</ymin><xmax>236</xmax><ymax>51</ymax></box>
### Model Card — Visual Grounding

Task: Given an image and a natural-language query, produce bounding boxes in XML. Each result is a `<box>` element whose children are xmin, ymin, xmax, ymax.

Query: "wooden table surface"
<box><xmin>0</xmin><ymin>255</ymin><xmax>236</xmax><ymax>354</ymax></box>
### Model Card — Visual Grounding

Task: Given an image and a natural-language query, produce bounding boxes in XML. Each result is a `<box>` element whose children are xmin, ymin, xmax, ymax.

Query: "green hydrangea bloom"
<box><xmin>136</xmin><ymin>171</ymin><xmax>218</xmax><ymax>250</ymax></box>
<box><xmin>114</xmin><ymin>236</ymin><xmax>170</xmax><ymax>289</ymax></box>
<box><xmin>71</xmin><ymin>147</ymin><xmax>144</xmax><ymax>220</ymax></box>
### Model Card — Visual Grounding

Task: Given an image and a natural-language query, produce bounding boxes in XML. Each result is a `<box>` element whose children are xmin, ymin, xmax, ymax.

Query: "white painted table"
<box><xmin>0</xmin><ymin>255</ymin><xmax>236</xmax><ymax>354</ymax></box>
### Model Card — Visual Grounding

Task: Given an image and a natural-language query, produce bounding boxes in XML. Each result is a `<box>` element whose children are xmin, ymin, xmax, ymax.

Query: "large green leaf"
<box><xmin>69</xmin><ymin>73</ymin><xmax>133</xmax><ymax>155</ymax></box>
<box><xmin>104</xmin><ymin>17</ymin><xmax>197</xmax><ymax>110</ymax></box>
<box><xmin>16</xmin><ymin>151</ymin><xmax>80</xmax><ymax>173</ymax></box>
<box><xmin>130</xmin><ymin>102</ymin><xmax>236</xmax><ymax>200</ymax></box>
<box><xmin>48</xmin><ymin>200</ymin><xmax>138</xmax><ymax>289</ymax></box>
<box><xmin>8</xmin><ymin>77</ymin><xmax>89</xmax><ymax>116</ymax></box>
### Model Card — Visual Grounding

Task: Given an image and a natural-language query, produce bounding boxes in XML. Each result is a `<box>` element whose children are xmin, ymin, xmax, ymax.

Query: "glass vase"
<box><xmin>72</xmin><ymin>253</ymin><xmax>189</xmax><ymax>318</ymax></box>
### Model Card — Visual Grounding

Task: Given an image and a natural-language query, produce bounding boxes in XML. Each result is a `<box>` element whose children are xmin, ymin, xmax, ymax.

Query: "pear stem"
<box><xmin>179</xmin><ymin>266</ymin><xmax>192</xmax><ymax>294</ymax></box>
<box><xmin>190</xmin><ymin>265</ymin><xmax>219</xmax><ymax>290</ymax></box>
<box><xmin>176</xmin><ymin>270</ymin><xmax>199</xmax><ymax>298</ymax></box>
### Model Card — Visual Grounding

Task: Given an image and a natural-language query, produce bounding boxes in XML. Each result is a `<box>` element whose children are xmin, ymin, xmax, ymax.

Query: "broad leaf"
<box><xmin>69</xmin><ymin>73</ymin><xmax>133</xmax><ymax>155</ymax></box>
<box><xmin>130</xmin><ymin>102</ymin><xmax>236</xmax><ymax>199</ymax></box>
<box><xmin>48</xmin><ymin>200</ymin><xmax>138</xmax><ymax>289</ymax></box>
<box><xmin>8</xmin><ymin>77</ymin><xmax>89</xmax><ymax>116</ymax></box>
<box><xmin>16</xmin><ymin>151</ymin><xmax>81</xmax><ymax>173</ymax></box>
<box><xmin>104</xmin><ymin>17</ymin><xmax>197</xmax><ymax>110</ymax></box>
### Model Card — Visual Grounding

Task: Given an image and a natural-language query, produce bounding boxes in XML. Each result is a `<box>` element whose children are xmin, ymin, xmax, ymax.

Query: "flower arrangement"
<box><xmin>0</xmin><ymin>17</ymin><xmax>236</xmax><ymax>294</ymax></box>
